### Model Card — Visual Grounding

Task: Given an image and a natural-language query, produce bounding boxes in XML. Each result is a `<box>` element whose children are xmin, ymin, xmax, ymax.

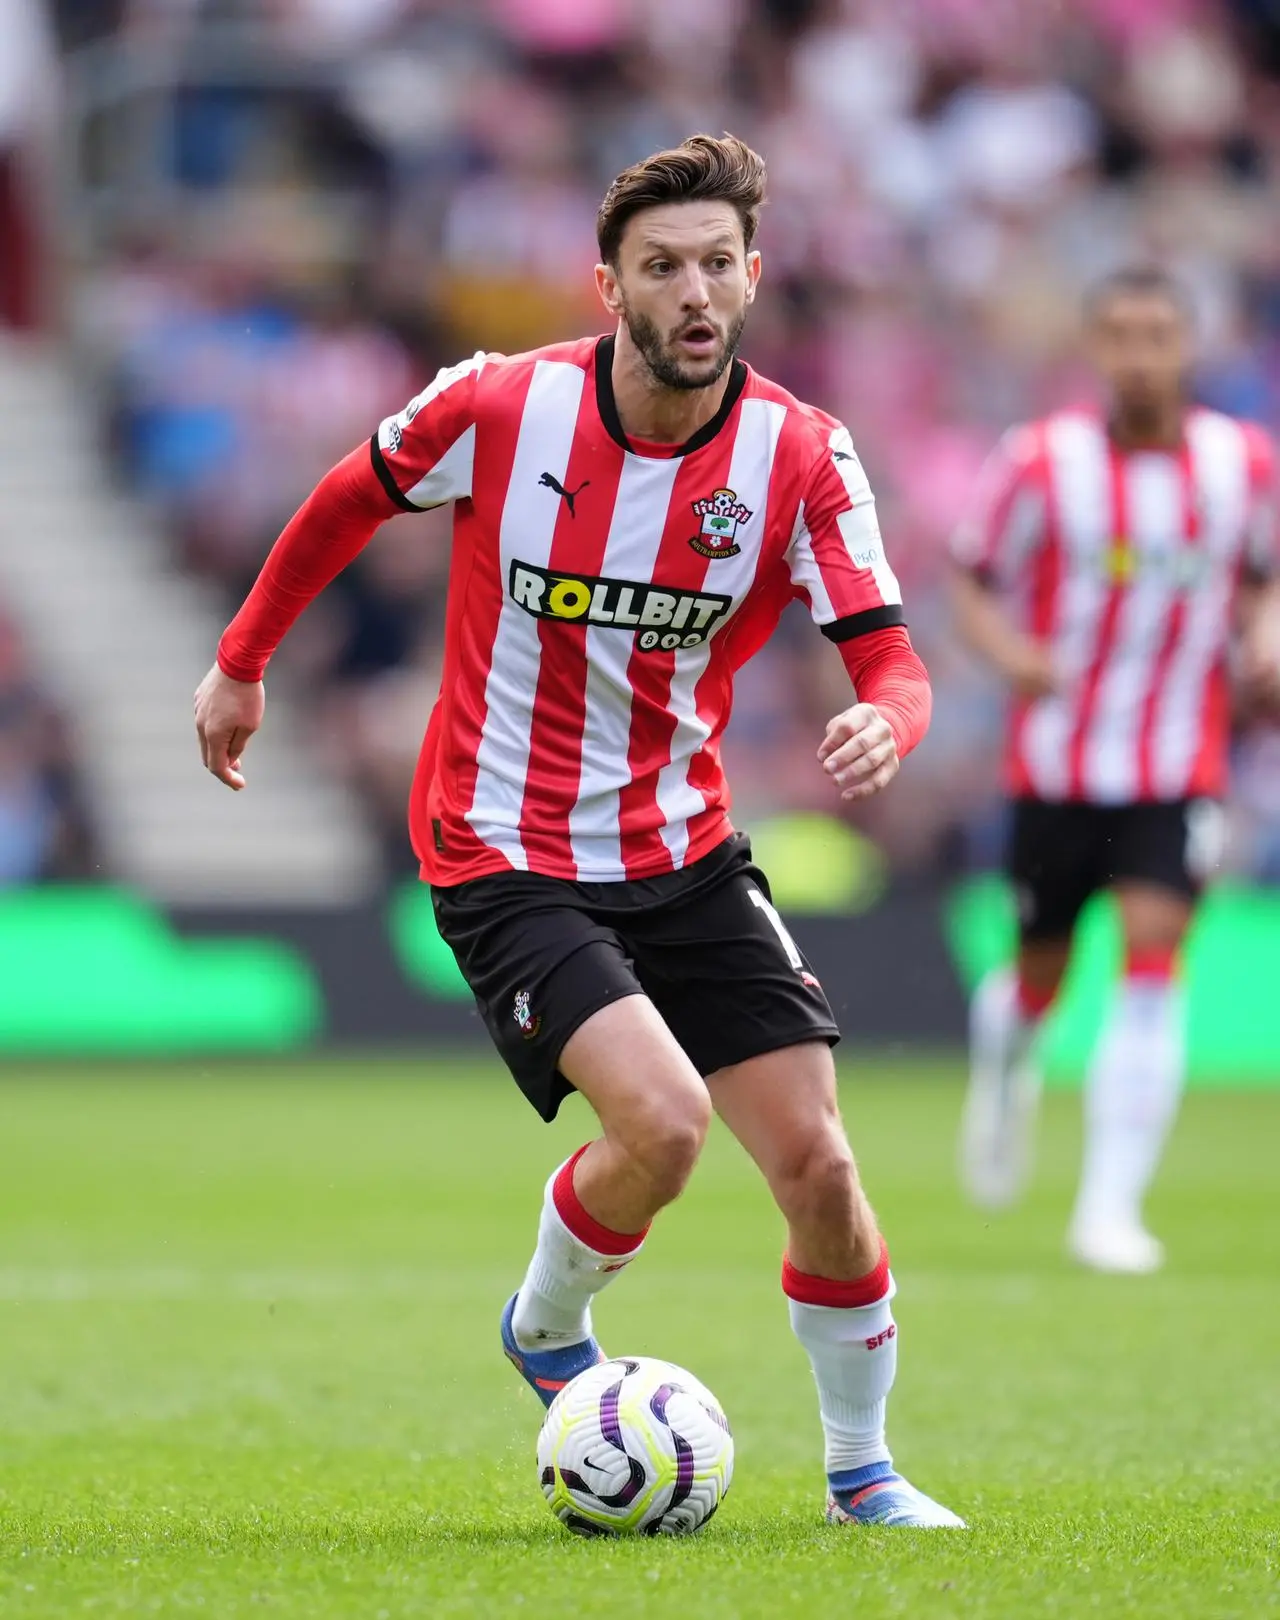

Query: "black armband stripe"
<box><xmin>369</xmin><ymin>433</ymin><xmax>421</xmax><ymax>512</ymax></box>
<box><xmin>821</xmin><ymin>604</ymin><xmax>907</xmax><ymax>642</ymax></box>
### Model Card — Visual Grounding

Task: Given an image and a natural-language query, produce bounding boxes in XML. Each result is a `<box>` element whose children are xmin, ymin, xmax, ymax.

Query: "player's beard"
<box><xmin>1112</xmin><ymin>381</ymin><xmax>1182</xmax><ymax>442</ymax></box>
<box><xmin>623</xmin><ymin>303</ymin><xmax>747</xmax><ymax>392</ymax></box>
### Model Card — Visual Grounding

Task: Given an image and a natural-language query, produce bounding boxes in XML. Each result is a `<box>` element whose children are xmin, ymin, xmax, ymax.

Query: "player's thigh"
<box><xmin>432</xmin><ymin>875</ymin><xmax>647</xmax><ymax>1124</ymax></box>
<box><xmin>629</xmin><ymin>844</ymin><xmax>839</xmax><ymax>1082</ymax></box>
<box><xmin>557</xmin><ymin>996</ymin><xmax>710</xmax><ymax>1164</ymax></box>
<box><xmin>1106</xmin><ymin>798</ymin><xmax>1221</xmax><ymax>955</ymax></box>
<box><xmin>1009</xmin><ymin>798</ymin><xmax>1100</xmax><ymax>949</ymax></box>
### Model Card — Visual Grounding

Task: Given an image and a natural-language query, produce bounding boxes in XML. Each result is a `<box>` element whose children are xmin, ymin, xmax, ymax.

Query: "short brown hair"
<box><xmin>596</xmin><ymin>134</ymin><xmax>767</xmax><ymax>266</ymax></box>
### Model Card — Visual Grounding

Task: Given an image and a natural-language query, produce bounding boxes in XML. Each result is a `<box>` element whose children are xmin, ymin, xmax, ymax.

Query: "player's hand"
<box><xmin>1004</xmin><ymin>639</ymin><xmax>1059</xmax><ymax>701</ymax></box>
<box><xmin>818</xmin><ymin>704</ymin><xmax>900</xmax><ymax>801</ymax></box>
<box><xmin>194</xmin><ymin>664</ymin><xmax>264</xmax><ymax>791</ymax></box>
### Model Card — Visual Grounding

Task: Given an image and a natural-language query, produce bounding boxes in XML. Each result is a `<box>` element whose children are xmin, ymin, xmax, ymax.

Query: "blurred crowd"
<box><xmin>7</xmin><ymin>0</ymin><xmax>1280</xmax><ymax>882</ymax></box>
<box><xmin>0</xmin><ymin>610</ymin><xmax>97</xmax><ymax>883</ymax></box>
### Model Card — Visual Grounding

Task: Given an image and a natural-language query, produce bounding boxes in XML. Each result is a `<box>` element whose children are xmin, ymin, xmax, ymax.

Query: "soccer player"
<box><xmin>953</xmin><ymin>266</ymin><xmax>1280</xmax><ymax>1273</ymax></box>
<box><xmin>193</xmin><ymin>135</ymin><xmax>962</xmax><ymax>1527</ymax></box>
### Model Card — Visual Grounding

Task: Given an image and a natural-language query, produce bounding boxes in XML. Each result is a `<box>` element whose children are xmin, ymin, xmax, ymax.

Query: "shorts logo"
<box><xmin>1185</xmin><ymin>798</ymin><xmax>1226</xmax><ymax>882</ymax></box>
<box><xmin>509</xmin><ymin>561</ymin><xmax>732</xmax><ymax>652</ymax></box>
<box><xmin>513</xmin><ymin>988</ymin><xmax>541</xmax><ymax>1040</ymax></box>
<box><xmin>690</xmin><ymin>488</ymin><xmax>752</xmax><ymax>559</ymax></box>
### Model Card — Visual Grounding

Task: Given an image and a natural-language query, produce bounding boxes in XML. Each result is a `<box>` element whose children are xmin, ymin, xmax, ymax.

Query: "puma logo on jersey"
<box><xmin>510</xmin><ymin>561</ymin><xmax>732</xmax><ymax>650</ymax></box>
<box><xmin>538</xmin><ymin>471</ymin><xmax>591</xmax><ymax>517</ymax></box>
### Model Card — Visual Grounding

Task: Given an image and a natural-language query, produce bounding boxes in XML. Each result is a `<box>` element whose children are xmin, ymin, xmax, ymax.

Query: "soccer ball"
<box><xmin>536</xmin><ymin>1356</ymin><xmax>733</xmax><ymax>1536</ymax></box>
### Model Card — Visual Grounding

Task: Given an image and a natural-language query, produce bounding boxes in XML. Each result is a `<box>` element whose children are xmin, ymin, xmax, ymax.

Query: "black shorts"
<box><xmin>1009</xmin><ymin>797</ymin><xmax>1225</xmax><ymax>941</ymax></box>
<box><xmin>431</xmin><ymin>833</ymin><xmax>839</xmax><ymax>1121</ymax></box>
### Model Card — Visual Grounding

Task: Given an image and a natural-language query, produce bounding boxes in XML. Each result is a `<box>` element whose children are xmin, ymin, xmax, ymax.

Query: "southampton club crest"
<box><xmin>690</xmin><ymin>488</ymin><xmax>752</xmax><ymax>559</ymax></box>
<box><xmin>513</xmin><ymin>988</ymin><xmax>541</xmax><ymax>1040</ymax></box>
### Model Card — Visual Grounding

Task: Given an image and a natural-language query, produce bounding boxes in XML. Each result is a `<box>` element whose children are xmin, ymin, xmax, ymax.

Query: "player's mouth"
<box><xmin>675</xmin><ymin>322</ymin><xmax>719</xmax><ymax>357</ymax></box>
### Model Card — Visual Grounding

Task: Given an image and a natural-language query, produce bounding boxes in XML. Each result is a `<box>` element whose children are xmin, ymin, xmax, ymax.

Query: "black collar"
<box><xmin>594</xmin><ymin>334</ymin><xmax>748</xmax><ymax>457</ymax></box>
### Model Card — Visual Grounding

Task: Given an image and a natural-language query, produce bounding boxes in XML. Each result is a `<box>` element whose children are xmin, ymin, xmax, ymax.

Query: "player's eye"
<box><xmin>649</xmin><ymin>260</ymin><xmax>673</xmax><ymax>275</ymax></box>
<box><xmin>707</xmin><ymin>256</ymin><xmax>733</xmax><ymax>271</ymax></box>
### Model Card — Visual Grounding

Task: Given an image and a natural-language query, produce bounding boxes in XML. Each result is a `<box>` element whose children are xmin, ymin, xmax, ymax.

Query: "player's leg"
<box><xmin>706</xmin><ymin>1042</ymin><xmax>962</xmax><ymax>1528</ymax></box>
<box><xmin>509</xmin><ymin>993</ymin><xmax>711</xmax><ymax>1358</ymax></box>
<box><xmin>432</xmin><ymin>874</ymin><xmax>711</xmax><ymax>1405</ymax></box>
<box><xmin>631</xmin><ymin>838</ymin><xmax>961</xmax><ymax>1527</ymax></box>
<box><xmin>1067</xmin><ymin>811</ymin><xmax>1204</xmax><ymax>1273</ymax></box>
<box><xmin>959</xmin><ymin>800</ymin><xmax>1091</xmax><ymax>1208</ymax></box>
<box><xmin>1068</xmin><ymin>799</ymin><xmax>1218</xmax><ymax>1271</ymax></box>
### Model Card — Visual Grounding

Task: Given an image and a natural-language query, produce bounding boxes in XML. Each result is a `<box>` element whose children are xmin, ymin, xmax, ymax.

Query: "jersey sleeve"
<box><xmin>1242</xmin><ymin>423</ymin><xmax>1278</xmax><ymax>581</ymax></box>
<box><xmin>951</xmin><ymin>423</ymin><xmax>1047</xmax><ymax>583</ymax></box>
<box><xmin>369</xmin><ymin>352</ymin><xmax>488</xmax><ymax>511</ymax></box>
<box><xmin>786</xmin><ymin>425</ymin><xmax>905</xmax><ymax>642</ymax></box>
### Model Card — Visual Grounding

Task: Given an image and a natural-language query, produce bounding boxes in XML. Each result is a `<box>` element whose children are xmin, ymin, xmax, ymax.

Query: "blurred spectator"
<box><xmin>46</xmin><ymin>0</ymin><xmax>1280</xmax><ymax>884</ymax></box>
<box><xmin>0</xmin><ymin>0</ymin><xmax>58</xmax><ymax>328</ymax></box>
<box><xmin>0</xmin><ymin>610</ymin><xmax>97</xmax><ymax>884</ymax></box>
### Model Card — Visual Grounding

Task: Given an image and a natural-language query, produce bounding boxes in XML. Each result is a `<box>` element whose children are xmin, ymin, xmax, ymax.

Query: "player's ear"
<box><xmin>595</xmin><ymin>261</ymin><xmax>624</xmax><ymax>319</ymax></box>
<box><xmin>744</xmin><ymin>250</ymin><xmax>762</xmax><ymax>305</ymax></box>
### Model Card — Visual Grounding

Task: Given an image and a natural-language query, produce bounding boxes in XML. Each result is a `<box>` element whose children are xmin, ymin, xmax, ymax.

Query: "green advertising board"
<box><xmin>0</xmin><ymin>888</ymin><xmax>320</xmax><ymax>1052</ymax></box>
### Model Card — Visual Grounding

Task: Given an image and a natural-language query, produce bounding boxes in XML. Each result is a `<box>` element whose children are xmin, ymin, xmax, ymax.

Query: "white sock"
<box><xmin>971</xmin><ymin>966</ymin><xmax>1040</xmax><ymax>1088</ymax></box>
<box><xmin>511</xmin><ymin>1149</ymin><xmax>647</xmax><ymax>1352</ymax></box>
<box><xmin>1074</xmin><ymin>973</ymin><xmax>1185</xmax><ymax>1232</ymax></box>
<box><xmin>787</xmin><ymin>1259</ymin><xmax>897</xmax><ymax>1476</ymax></box>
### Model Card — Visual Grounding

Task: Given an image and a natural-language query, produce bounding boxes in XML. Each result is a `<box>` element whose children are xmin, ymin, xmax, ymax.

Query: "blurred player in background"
<box><xmin>192</xmin><ymin>136</ymin><xmax>963</xmax><ymax>1528</ymax></box>
<box><xmin>953</xmin><ymin>267</ymin><xmax>1280</xmax><ymax>1274</ymax></box>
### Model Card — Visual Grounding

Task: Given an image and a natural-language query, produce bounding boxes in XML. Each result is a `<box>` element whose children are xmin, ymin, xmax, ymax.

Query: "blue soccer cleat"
<box><xmin>499</xmin><ymin>1293</ymin><xmax>607</xmax><ymax>1409</ymax></box>
<box><xmin>826</xmin><ymin>1461</ymin><xmax>966</xmax><ymax>1528</ymax></box>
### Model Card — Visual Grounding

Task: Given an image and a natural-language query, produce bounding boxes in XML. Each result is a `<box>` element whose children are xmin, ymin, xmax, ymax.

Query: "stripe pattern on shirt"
<box><xmin>955</xmin><ymin>408</ymin><xmax>1273</xmax><ymax>803</ymax></box>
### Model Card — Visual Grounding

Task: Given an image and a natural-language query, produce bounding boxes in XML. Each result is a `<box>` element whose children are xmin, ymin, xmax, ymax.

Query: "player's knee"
<box><xmin>625</xmin><ymin>1086</ymin><xmax>711</xmax><ymax>1205</ymax></box>
<box><xmin>1018</xmin><ymin>942</ymin><xmax>1069</xmax><ymax>1002</ymax></box>
<box><xmin>1123</xmin><ymin>918</ymin><xmax>1186</xmax><ymax>963</ymax></box>
<box><xmin>775</xmin><ymin>1126</ymin><xmax>858</xmax><ymax>1224</ymax></box>
<box><xmin>1117</xmin><ymin>886</ymin><xmax>1192</xmax><ymax>961</ymax></box>
<box><xmin>777</xmin><ymin>1129</ymin><xmax>882</xmax><ymax>1275</ymax></box>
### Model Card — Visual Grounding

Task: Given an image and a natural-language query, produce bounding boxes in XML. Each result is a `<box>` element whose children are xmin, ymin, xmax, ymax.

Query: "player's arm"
<box><xmin>787</xmin><ymin>429</ymin><xmax>930</xmax><ymax>801</ymax></box>
<box><xmin>194</xmin><ymin>355</ymin><xmax>486</xmax><ymax>790</ymax></box>
<box><xmin>951</xmin><ymin>569</ymin><xmax>1057</xmax><ymax>699</ymax></box>
<box><xmin>1237</xmin><ymin>579</ymin><xmax>1280</xmax><ymax>712</ymax></box>
<box><xmin>950</xmin><ymin>425</ymin><xmax>1057</xmax><ymax>699</ymax></box>
<box><xmin>1234</xmin><ymin>426</ymin><xmax>1280</xmax><ymax>714</ymax></box>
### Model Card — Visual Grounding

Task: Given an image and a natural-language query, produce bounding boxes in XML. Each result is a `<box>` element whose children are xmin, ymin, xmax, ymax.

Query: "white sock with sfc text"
<box><xmin>784</xmin><ymin>1243</ymin><xmax>897</xmax><ymax>1475</ymax></box>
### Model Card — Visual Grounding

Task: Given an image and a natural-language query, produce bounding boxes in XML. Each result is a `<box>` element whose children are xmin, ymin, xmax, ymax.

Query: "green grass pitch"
<box><xmin>1</xmin><ymin>1057</ymin><xmax>1277</xmax><ymax>1618</ymax></box>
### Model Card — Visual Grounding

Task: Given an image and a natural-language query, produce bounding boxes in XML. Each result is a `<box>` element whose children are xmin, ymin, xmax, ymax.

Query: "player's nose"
<box><xmin>679</xmin><ymin>268</ymin><xmax>711</xmax><ymax>308</ymax></box>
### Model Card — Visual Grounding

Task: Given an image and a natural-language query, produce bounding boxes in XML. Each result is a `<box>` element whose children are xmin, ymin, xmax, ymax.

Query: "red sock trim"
<box><xmin>782</xmin><ymin>1238</ymin><xmax>891</xmax><ymax>1308</ymax></box>
<box><xmin>1125</xmin><ymin>945</ymin><xmax>1177</xmax><ymax>983</ymax></box>
<box><xmin>1016</xmin><ymin>974</ymin><xmax>1055</xmax><ymax>1018</ymax></box>
<box><xmin>551</xmin><ymin>1145</ymin><xmax>650</xmax><ymax>1256</ymax></box>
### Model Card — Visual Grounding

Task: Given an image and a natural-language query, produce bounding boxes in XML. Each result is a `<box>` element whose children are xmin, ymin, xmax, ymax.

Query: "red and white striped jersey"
<box><xmin>370</xmin><ymin>334</ymin><xmax>904</xmax><ymax>884</ymax></box>
<box><xmin>953</xmin><ymin>409</ymin><xmax>1277</xmax><ymax>804</ymax></box>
